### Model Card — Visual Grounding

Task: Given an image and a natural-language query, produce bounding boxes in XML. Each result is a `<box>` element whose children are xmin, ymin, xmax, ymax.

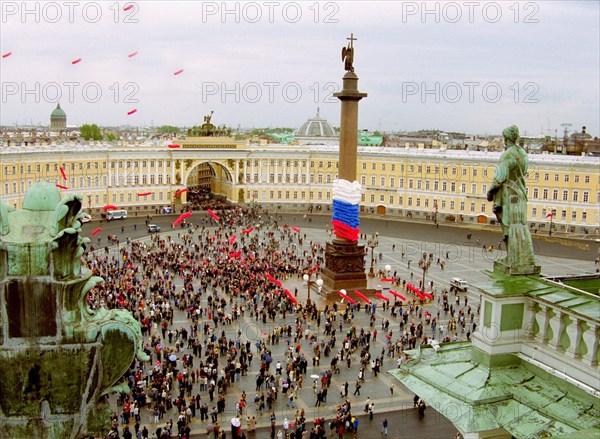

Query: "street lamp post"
<box><xmin>367</xmin><ymin>232</ymin><xmax>379</xmax><ymax>277</ymax></box>
<box><xmin>418</xmin><ymin>252</ymin><xmax>431</xmax><ymax>294</ymax></box>
<box><xmin>384</xmin><ymin>264</ymin><xmax>391</xmax><ymax>278</ymax></box>
<box><xmin>303</xmin><ymin>272</ymin><xmax>323</xmax><ymax>307</ymax></box>
<box><xmin>548</xmin><ymin>208</ymin><xmax>556</xmax><ymax>236</ymax></box>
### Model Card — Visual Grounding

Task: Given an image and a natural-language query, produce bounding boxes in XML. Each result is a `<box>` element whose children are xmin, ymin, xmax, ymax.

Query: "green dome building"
<box><xmin>50</xmin><ymin>103</ymin><xmax>67</xmax><ymax>130</ymax></box>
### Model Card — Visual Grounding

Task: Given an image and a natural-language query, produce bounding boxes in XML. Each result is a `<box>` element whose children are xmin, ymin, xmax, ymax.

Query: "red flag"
<box><xmin>545</xmin><ymin>212</ymin><xmax>554</xmax><ymax>218</ymax></box>
<box><xmin>207</xmin><ymin>209</ymin><xmax>220</xmax><ymax>222</ymax></box>
<box><xmin>389</xmin><ymin>290</ymin><xmax>406</xmax><ymax>301</ymax></box>
<box><xmin>338</xmin><ymin>291</ymin><xmax>356</xmax><ymax>304</ymax></box>
<box><xmin>353</xmin><ymin>290</ymin><xmax>371</xmax><ymax>304</ymax></box>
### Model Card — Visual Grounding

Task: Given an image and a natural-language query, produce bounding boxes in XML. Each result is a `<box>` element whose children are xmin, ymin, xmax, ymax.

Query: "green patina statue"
<box><xmin>0</xmin><ymin>182</ymin><xmax>148</xmax><ymax>438</ymax></box>
<box><xmin>487</xmin><ymin>125</ymin><xmax>540</xmax><ymax>275</ymax></box>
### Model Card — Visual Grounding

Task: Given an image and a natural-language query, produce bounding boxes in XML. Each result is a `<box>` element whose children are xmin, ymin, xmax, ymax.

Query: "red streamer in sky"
<box><xmin>2</xmin><ymin>52</ymin><xmax>12</xmax><ymax>58</ymax></box>
<box><xmin>91</xmin><ymin>227</ymin><xmax>102</xmax><ymax>236</ymax></box>
<box><xmin>127</xmin><ymin>109</ymin><xmax>137</xmax><ymax>115</ymax></box>
<box><xmin>59</xmin><ymin>166</ymin><xmax>67</xmax><ymax>180</ymax></box>
<box><xmin>56</xmin><ymin>184</ymin><xmax>68</xmax><ymax>189</ymax></box>
<box><xmin>71</xmin><ymin>58</ymin><xmax>82</xmax><ymax>64</ymax></box>
<box><xmin>173</xmin><ymin>69</ymin><xmax>184</xmax><ymax>75</ymax></box>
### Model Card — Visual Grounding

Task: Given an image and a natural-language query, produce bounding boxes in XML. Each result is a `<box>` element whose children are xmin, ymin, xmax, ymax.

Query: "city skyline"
<box><xmin>1</xmin><ymin>1</ymin><xmax>599</xmax><ymax>136</ymax></box>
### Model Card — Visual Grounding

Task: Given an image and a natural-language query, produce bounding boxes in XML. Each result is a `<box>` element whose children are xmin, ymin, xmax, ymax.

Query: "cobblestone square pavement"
<box><xmin>93</xmin><ymin>210</ymin><xmax>597</xmax><ymax>439</ymax></box>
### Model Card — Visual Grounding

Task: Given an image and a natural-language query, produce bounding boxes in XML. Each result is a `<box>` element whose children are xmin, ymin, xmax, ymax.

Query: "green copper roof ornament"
<box><xmin>487</xmin><ymin>125</ymin><xmax>541</xmax><ymax>276</ymax></box>
<box><xmin>0</xmin><ymin>182</ymin><xmax>148</xmax><ymax>438</ymax></box>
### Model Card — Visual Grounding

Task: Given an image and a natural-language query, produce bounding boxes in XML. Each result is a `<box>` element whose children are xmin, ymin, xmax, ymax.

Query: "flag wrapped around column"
<box><xmin>331</xmin><ymin>179</ymin><xmax>362</xmax><ymax>242</ymax></box>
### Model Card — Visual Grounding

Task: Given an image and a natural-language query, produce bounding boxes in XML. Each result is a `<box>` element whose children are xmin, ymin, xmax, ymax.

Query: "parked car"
<box><xmin>147</xmin><ymin>224</ymin><xmax>161</xmax><ymax>233</ymax></box>
<box><xmin>80</xmin><ymin>213</ymin><xmax>92</xmax><ymax>223</ymax></box>
<box><xmin>450</xmin><ymin>277</ymin><xmax>468</xmax><ymax>291</ymax></box>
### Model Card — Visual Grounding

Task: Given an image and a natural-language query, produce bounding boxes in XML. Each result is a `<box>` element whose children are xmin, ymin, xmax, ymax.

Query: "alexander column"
<box><xmin>321</xmin><ymin>34</ymin><xmax>368</xmax><ymax>295</ymax></box>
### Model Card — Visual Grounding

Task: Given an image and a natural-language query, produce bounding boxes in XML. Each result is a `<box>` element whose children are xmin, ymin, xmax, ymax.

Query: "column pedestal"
<box><xmin>321</xmin><ymin>239</ymin><xmax>367</xmax><ymax>295</ymax></box>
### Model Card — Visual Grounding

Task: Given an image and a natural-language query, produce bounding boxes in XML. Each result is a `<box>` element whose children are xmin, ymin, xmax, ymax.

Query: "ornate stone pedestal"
<box><xmin>494</xmin><ymin>259</ymin><xmax>541</xmax><ymax>276</ymax></box>
<box><xmin>320</xmin><ymin>239</ymin><xmax>367</xmax><ymax>294</ymax></box>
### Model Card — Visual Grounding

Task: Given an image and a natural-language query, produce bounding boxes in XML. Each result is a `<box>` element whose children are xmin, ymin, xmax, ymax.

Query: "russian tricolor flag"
<box><xmin>331</xmin><ymin>179</ymin><xmax>362</xmax><ymax>242</ymax></box>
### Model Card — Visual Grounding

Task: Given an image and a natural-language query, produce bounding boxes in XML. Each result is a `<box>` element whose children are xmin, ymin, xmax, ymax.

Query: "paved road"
<box><xmin>86</xmin><ymin>210</ymin><xmax>598</xmax><ymax>262</ymax></box>
<box><xmin>98</xmin><ymin>210</ymin><xmax>597</xmax><ymax>439</ymax></box>
<box><xmin>189</xmin><ymin>409</ymin><xmax>458</xmax><ymax>439</ymax></box>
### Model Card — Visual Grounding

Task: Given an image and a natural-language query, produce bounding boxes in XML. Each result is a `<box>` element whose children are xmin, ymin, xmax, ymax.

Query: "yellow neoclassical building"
<box><xmin>1</xmin><ymin>136</ymin><xmax>599</xmax><ymax>235</ymax></box>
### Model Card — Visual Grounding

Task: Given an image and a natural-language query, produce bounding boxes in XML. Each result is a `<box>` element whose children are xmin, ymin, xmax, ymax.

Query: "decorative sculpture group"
<box><xmin>0</xmin><ymin>182</ymin><xmax>148</xmax><ymax>438</ymax></box>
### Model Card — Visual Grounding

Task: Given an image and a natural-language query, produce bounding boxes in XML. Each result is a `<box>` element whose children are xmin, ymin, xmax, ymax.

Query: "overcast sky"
<box><xmin>1</xmin><ymin>1</ymin><xmax>598</xmax><ymax>136</ymax></box>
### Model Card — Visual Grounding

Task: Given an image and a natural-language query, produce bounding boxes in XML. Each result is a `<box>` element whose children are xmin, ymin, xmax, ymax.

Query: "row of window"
<box><xmin>2</xmin><ymin>160</ymin><xmax>175</xmax><ymax>176</ymax></box>
<box><xmin>534</xmin><ymin>172</ymin><xmax>591</xmax><ymax>183</ymax></box>
<box><xmin>243</xmin><ymin>160</ymin><xmax>597</xmax><ymax>184</ymax></box>
<box><xmin>4</xmin><ymin>161</ymin><xmax>596</xmax><ymax>192</ymax></box>
<box><xmin>242</xmin><ymin>172</ymin><xmax>598</xmax><ymax>203</ymax></box>
<box><xmin>258</xmin><ymin>189</ymin><xmax>588</xmax><ymax>221</ymax></box>
<box><xmin>531</xmin><ymin>207</ymin><xmax>588</xmax><ymax>221</ymax></box>
<box><xmin>530</xmin><ymin>188</ymin><xmax>591</xmax><ymax>202</ymax></box>
<box><xmin>3</xmin><ymin>176</ymin><xmax>172</xmax><ymax>195</ymax></box>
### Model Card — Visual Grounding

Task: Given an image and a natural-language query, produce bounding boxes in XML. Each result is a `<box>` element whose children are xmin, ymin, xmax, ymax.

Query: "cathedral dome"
<box><xmin>51</xmin><ymin>103</ymin><xmax>66</xmax><ymax>118</ymax></box>
<box><xmin>50</xmin><ymin>103</ymin><xmax>67</xmax><ymax>129</ymax></box>
<box><xmin>296</xmin><ymin>110</ymin><xmax>336</xmax><ymax>138</ymax></box>
<box><xmin>295</xmin><ymin>109</ymin><xmax>338</xmax><ymax>145</ymax></box>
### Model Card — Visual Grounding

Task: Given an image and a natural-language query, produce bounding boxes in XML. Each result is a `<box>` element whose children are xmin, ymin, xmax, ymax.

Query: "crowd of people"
<box><xmin>84</xmin><ymin>204</ymin><xmax>473</xmax><ymax>439</ymax></box>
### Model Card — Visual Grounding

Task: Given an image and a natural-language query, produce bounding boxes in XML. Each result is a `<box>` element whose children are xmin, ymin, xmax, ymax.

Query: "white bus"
<box><xmin>103</xmin><ymin>209</ymin><xmax>128</xmax><ymax>221</ymax></box>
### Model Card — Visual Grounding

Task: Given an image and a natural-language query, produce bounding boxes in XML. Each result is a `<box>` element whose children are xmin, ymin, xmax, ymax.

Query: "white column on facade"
<box><xmin>265</xmin><ymin>159</ymin><xmax>270</xmax><ymax>184</ymax></box>
<box><xmin>154</xmin><ymin>160</ymin><xmax>158</xmax><ymax>186</ymax></box>
<box><xmin>243</xmin><ymin>160</ymin><xmax>247</xmax><ymax>184</ymax></box>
